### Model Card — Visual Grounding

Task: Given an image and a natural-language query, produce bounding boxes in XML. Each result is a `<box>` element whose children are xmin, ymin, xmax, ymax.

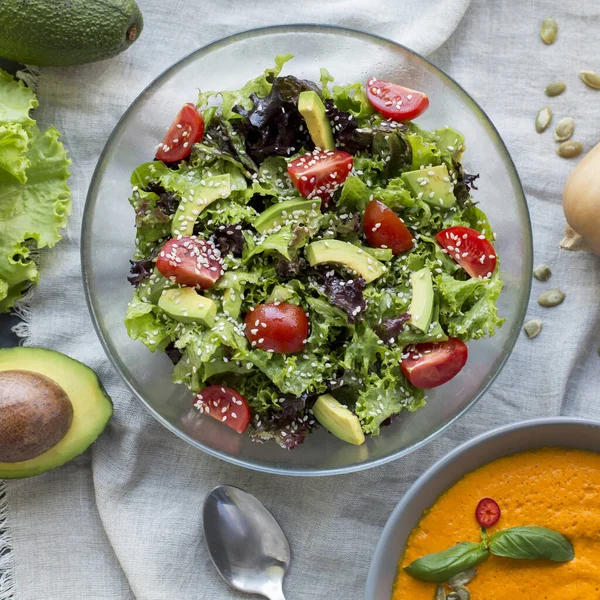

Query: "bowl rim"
<box><xmin>81</xmin><ymin>23</ymin><xmax>533</xmax><ymax>476</ymax></box>
<box><xmin>364</xmin><ymin>416</ymin><xmax>600</xmax><ymax>598</ymax></box>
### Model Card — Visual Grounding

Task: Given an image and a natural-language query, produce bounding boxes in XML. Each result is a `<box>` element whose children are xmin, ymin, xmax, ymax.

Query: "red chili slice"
<box><xmin>475</xmin><ymin>497</ymin><xmax>501</xmax><ymax>528</ymax></box>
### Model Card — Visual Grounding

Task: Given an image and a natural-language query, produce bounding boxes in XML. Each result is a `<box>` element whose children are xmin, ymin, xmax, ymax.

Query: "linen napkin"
<box><xmin>3</xmin><ymin>1</ymin><xmax>600</xmax><ymax>599</ymax></box>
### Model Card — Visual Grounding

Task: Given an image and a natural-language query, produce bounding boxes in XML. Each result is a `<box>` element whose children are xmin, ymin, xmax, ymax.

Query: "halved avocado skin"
<box><xmin>0</xmin><ymin>347</ymin><xmax>113</xmax><ymax>479</ymax></box>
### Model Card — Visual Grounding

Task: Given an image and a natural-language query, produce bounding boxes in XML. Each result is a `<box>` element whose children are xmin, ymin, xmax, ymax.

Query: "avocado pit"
<box><xmin>0</xmin><ymin>370</ymin><xmax>73</xmax><ymax>463</ymax></box>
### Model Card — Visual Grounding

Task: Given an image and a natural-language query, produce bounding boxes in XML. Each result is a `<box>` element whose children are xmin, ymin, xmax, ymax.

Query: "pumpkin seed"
<box><xmin>535</xmin><ymin>106</ymin><xmax>553</xmax><ymax>133</ymax></box>
<box><xmin>545</xmin><ymin>81</ymin><xmax>566</xmax><ymax>97</ymax></box>
<box><xmin>538</xmin><ymin>289</ymin><xmax>565</xmax><ymax>307</ymax></box>
<box><xmin>455</xmin><ymin>587</ymin><xmax>471</xmax><ymax>600</ymax></box>
<box><xmin>524</xmin><ymin>319</ymin><xmax>542</xmax><ymax>339</ymax></box>
<box><xmin>447</xmin><ymin>589</ymin><xmax>470</xmax><ymax>600</ymax></box>
<box><xmin>580</xmin><ymin>70</ymin><xmax>600</xmax><ymax>90</ymax></box>
<box><xmin>554</xmin><ymin>117</ymin><xmax>575</xmax><ymax>142</ymax></box>
<box><xmin>540</xmin><ymin>17</ymin><xmax>558</xmax><ymax>44</ymax></box>
<box><xmin>557</xmin><ymin>140</ymin><xmax>583</xmax><ymax>158</ymax></box>
<box><xmin>434</xmin><ymin>585</ymin><xmax>447</xmax><ymax>600</ymax></box>
<box><xmin>533</xmin><ymin>264</ymin><xmax>552</xmax><ymax>281</ymax></box>
<box><xmin>448</xmin><ymin>570</ymin><xmax>477</xmax><ymax>589</ymax></box>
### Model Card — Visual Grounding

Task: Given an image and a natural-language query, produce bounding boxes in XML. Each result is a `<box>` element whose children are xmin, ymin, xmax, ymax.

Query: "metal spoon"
<box><xmin>203</xmin><ymin>485</ymin><xmax>290</xmax><ymax>600</ymax></box>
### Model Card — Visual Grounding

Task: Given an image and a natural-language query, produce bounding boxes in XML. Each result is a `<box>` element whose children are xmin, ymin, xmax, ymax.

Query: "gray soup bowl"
<box><xmin>365</xmin><ymin>417</ymin><xmax>600</xmax><ymax>599</ymax></box>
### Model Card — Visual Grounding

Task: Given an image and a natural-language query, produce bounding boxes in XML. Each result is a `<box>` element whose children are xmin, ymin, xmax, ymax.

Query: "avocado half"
<box><xmin>0</xmin><ymin>0</ymin><xmax>143</xmax><ymax>67</ymax></box>
<box><xmin>0</xmin><ymin>347</ymin><xmax>113</xmax><ymax>479</ymax></box>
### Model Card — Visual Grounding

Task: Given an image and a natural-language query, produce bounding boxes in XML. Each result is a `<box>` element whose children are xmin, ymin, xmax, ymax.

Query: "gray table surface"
<box><xmin>1</xmin><ymin>58</ymin><xmax>23</xmax><ymax>349</ymax></box>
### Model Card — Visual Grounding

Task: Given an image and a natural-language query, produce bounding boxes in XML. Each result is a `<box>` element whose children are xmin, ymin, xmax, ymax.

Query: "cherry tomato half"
<box><xmin>435</xmin><ymin>226</ymin><xmax>497</xmax><ymax>279</ymax></box>
<box><xmin>366</xmin><ymin>78</ymin><xmax>429</xmax><ymax>121</ymax></box>
<box><xmin>194</xmin><ymin>385</ymin><xmax>250</xmax><ymax>434</ymax></box>
<box><xmin>244</xmin><ymin>303</ymin><xmax>309</xmax><ymax>354</ymax></box>
<box><xmin>155</xmin><ymin>103</ymin><xmax>204</xmax><ymax>163</ymax></box>
<box><xmin>363</xmin><ymin>199</ymin><xmax>414</xmax><ymax>254</ymax></box>
<box><xmin>475</xmin><ymin>497</ymin><xmax>501</xmax><ymax>528</ymax></box>
<box><xmin>156</xmin><ymin>236</ymin><xmax>223</xmax><ymax>288</ymax></box>
<box><xmin>287</xmin><ymin>149</ymin><xmax>353</xmax><ymax>203</ymax></box>
<box><xmin>401</xmin><ymin>338</ymin><xmax>468</xmax><ymax>389</ymax></box>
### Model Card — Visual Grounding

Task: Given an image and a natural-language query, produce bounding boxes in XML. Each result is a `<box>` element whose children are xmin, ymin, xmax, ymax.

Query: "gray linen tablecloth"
<box><xmin>2</xmin><ymin>1</ymin><xmax>600</xmax><ymax>598</ymax></box>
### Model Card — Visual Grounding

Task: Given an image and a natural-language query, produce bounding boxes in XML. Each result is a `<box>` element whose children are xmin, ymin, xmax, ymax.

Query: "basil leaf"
<box><xmin>404</xmin><ymin>542</ymin><xmax>490</xmax><ymax>583</ymax></box>
<box><xmin>489</xmin><ymin>526</ymin><xmax>574</xmax><ymax>562</ymax></box>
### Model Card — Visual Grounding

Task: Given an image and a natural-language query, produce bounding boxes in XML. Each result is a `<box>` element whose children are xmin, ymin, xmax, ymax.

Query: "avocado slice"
<box><xmin>0</xmin><ymin>347</ymin><xmax>113</xmax><ymax>479</ymax></box>
<box><xmin>401</xmin><ymin>164</ymin><xmax>456</xmax><ymax>209</ymax></box>
<box><xmin>363</xmin><ymin>247</ymin><xmax>394</xmax><ymax>262</ymax></box>
<box><xmin>158</xmin><ymin>287</ymin><xmax>216</xmax><ymax>326</ymax></box>
<box><xmin>313</xmin><ymin>394</ymin><xmax>365</xmax><ymax>445</ymax></box>
<box><xmin>298</xmin><ymin>90</ymin><xmax>335</xmax><ymax>150</ymax></box>
<box><xmin>409</xmin><ymin>267</ymin><xmax>434</xmax><ymax>332</ymax></box>
<box><xmin>434</xmin><ymin>127</ymin><xmax>466</xmax><ymax>161</ymax></box>
<box><xmin>254</xmin><ymin>198</ymin><xmax>321</xmax><ymax>234</ymax></box>
<box><xmin>305</xmin><ymin>240</ymin><xmax>385</xmax><ymax>283</ymax></box>
<box><xmin>214</xmin><ymin>271</ymin><xmax>259</xmax><ymax>319</ymax></box>
<box><xmin>172</xmin><ymin>174</ymin><xmax>231</xmax><ymax>236</ymax></box>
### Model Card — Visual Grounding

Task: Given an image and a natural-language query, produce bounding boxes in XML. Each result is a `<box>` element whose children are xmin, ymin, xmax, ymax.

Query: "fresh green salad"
<box><xmin>125</xmin><ymin>56</ymin><xmax>503</xmax><ymax>449</ymax></box>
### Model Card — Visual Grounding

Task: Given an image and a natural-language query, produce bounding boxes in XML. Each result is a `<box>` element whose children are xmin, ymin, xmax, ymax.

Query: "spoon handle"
<box><xmin>262</xmin><ymin>581</ymin><xmax>286</xmax><ymax>600</ymax></box>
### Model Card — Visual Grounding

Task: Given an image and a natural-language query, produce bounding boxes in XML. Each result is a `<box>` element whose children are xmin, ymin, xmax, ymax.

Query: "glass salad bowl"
<box><xmin>82</xmin><ymin>25</ymin><xmax>532</xmax><ymax>475</ymax></box>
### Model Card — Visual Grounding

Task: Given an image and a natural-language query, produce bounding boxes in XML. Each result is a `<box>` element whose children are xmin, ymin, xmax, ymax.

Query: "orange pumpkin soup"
<box><xmin>393</xmin><ymin>448</ymin><xmax>600</xmax><ymax>599</ymax></box>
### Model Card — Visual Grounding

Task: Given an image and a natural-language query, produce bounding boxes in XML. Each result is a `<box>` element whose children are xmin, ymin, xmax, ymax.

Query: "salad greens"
<box><xmin>125</xmin><ymin>56</ymin><xmax>504</xmax><ymax>449</ymax></box>
<box><xmin>0</xmin><ymin>69</ymin><xmax>71</xmax><ymax>312</ymax></box>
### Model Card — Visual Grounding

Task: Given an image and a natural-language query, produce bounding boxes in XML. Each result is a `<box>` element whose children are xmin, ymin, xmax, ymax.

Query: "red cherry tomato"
<box><xmin>194</xmin><ymin>385</ymin><xmax>250</xmax><ymax>434</ymax></box>
<box><xmin>435</xmin><ymin>226</ymin><xmax>497</xmax><ymax>279</ymax></box>
<box><xmin>155</xmin><ymin>103</ymin><xmax>204</xmax><ymax>163</ymax></box>
<box><xmin>366</xmin><ymin>78</ymin><xmax>429</xmax><ymax>121</ymax></box>
<box><xmin>475</xmin><ymin>497</ymin><xmax>501</xmax><ymax>528</ymax></box>
<box><xmin>244</xmin><ymin>303</ymin><xmax>309</xmax><ymax>354</ymax></box>
<box><xmin>401</xmin><ymin>338</ymin><xmax>468</xmax><ymax>389</ymax></box>
<box><xmin>363</xmin><ymin>199</ymin><xmax>414</xmax><ymax>254</ymax></box>
<box><xmin>287</xmin><ymin>149</ymin><xmax>353</xmax><ymax>203</ymax></box>
<box><xmin>156</xmin><ymin>236</ymin><xmax>223</xmax><ymax>289</ymax></box>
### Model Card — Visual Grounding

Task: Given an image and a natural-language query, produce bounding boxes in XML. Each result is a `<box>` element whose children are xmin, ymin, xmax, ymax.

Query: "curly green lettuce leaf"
<box><xmin>245</xmin><ymin>350</ymin><xmax>333</xmax><ymax>397</ymax></box>
<box><xmin>0</xmin><ymin>126</ymin><xmax>71</xmax><ymax>312</ymax></box>
<box><xmin>339</xmin><ymin>323</ymin><xmax>425</xmax><ymax>434</ymax></box>
<box><xmin>243</xmin><ymin>226</ymin><xmax>294</xmax><ymax>261</ymax></box>
<box><xmin>197</xmin><ymin>54</ymin><xmax>293</xmax><ymax>120</ymax></box>
<box><xmin>319</xmin><ymin>68</ymin><xmax>334</xmax><ymax>99</ymax></box>
<box><xmin>374</xmin><ymin>177</ymin><xmax>416</xmax><ymax>210</ymax></box>
<box><xmin>172</xmin><ymin>315</ymin><xmax>249</xmax><ymax>388</ymax></box>
<box><xmin>436</xmin><ymin>272</ymin><xmax>484</xmax><ymax>313</ymax></box>
<box><xmin>463</xmin><ymin>205</ymin><xmax>494</xmax><ymax>241</ymax></box>
<box><xmin>0</xmin><ymin>69</ymin><xmax>38</xmax><ymax>128</ymax></box>
<box><xmin>443</xmin><ymin>271</ymin><xmax>504</xmax><ymax>339</ymax></box>
<box><xmin>338</xmin><ymin>176</ymin><xmax>370</xmax><ymax>213</ymax></box>
<box><xmin>332</xmin><ymin>81</ymin><xmax>375</xmax><ymax>120</ymax></box>
<box><xmin>124</xmin><ymin>290</ymin><xmax>175</xmax><ymax>352</ymax></box>
<box><xmin>356</xmin><ymin>366</ymin><xmax>426</xmax><ymax>435</ymax></box>
<box><xmin>129</xmin><ymin>189</ymin><xmax>171</xmax><ymax>260</ymax></box>
<box><xmin>0</xmin><ymin>123</ymin><xmax>30</xmax><ymax>182</ymax></box>
<box><xmin>407</xmin><ymin>133</ymin><xmax>442</xmax><ymax>170</ymax></box>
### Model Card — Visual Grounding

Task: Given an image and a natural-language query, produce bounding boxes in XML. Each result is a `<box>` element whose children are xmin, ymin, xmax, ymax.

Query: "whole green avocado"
<box><xmin>0</xmin><ymin>0</ymin><xmax>143</xmax><ymax>66</ymax></box>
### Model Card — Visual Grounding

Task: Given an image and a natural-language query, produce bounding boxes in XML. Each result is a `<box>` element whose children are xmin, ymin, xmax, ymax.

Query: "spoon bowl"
<box><xmin>204</xmin><ymin>485</ymin><xmax>290</xmax><ymax>600</ymax></box>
